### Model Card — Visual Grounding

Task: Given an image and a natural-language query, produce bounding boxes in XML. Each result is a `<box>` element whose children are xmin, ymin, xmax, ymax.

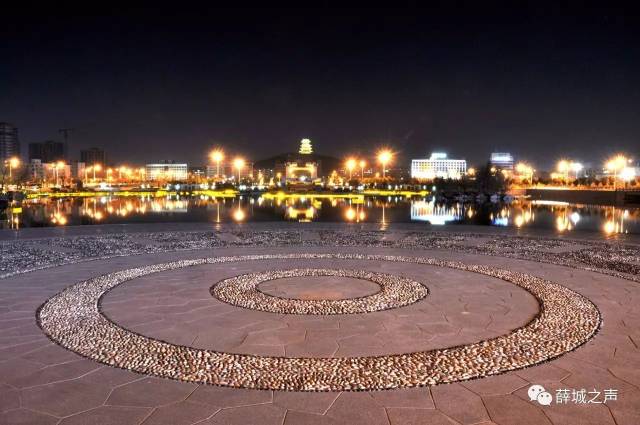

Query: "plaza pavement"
<box><xmin>0</xmin><ymin>223</ymin><xmax>638</xmax><ymax>425</ymax></box>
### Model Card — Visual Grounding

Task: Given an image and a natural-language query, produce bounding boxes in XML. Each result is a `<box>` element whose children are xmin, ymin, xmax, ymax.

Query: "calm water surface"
<box><xmin>2</xmin><ymin>195</ymin><xmax>639</xmax><ymax>236</ymax></box>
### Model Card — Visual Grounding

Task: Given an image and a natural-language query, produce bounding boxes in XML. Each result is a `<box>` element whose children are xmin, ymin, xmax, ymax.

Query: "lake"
<box><xmin>2</xmin><ymin>194</ymin><xmax>639</xmax><ymax>236</ymax></box>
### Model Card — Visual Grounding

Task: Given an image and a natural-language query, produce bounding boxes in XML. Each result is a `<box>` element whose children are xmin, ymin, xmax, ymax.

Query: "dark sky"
<box><xmin>1</xmin><ymin>5</ymin><xmax>639</xmax><ymax>169</ymax></box>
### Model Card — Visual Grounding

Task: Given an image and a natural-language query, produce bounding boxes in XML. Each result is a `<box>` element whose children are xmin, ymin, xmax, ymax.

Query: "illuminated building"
<box><xmin>299</xmin><ymin>138</ymin><xmax>313</xmax><ymax>154</ymax></box>
<box><xmin>28</xmin><ymin>159</ymin><xmax>45</xmax><ymax>181</ymax></box>
<box><xmin>145</xmin><ymin>161</ymin><xmax>188</xmax><ymax>181</ymax></box>
<box><xmin>490</xmin><ymin>152</ymin><xmax>514</xmax><ymax>171</ymax></box>
<box><xmin>281</xmin><ymin>139</ymin><xmax>321</xmax><ymax>183</ymax></box>
<box><xmin>285</xmin><ymin>161</ymin><xmax>318</xmax><ymax>183</ymax></box>
<box><xmin>411</xmin><ymin>153</ymin><xmax>467</xmax><ymax>180</ymax></box>
<box><xmin>0</xmin><ymin>122</ymin><xmax>20</xmax><ymax>162</ymax></box>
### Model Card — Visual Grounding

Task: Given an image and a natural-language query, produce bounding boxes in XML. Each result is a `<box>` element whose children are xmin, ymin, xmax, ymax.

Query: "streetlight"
<box><xmin>606</xmin><ymin>155</ymin><xmax>628</xmax><ymax>190</ymax></box>
<box><xmin>359</xmin><ymin>159</ymin><xmax>366</xmax><ymax>178</ymax></box>
<box><xmin>377</xmin><ymin>149</ymin><xmax>393</xmax><ymax>179</ymax></box>
<box><xmin>345</xmin><ymin>158</ymin><xmax>356</xmax><ymax>180</ymax></box>
<box><xmin>54</xmin><ymin>161</ymin><xmax>65</xmax><ymax>187</ymax></box>
<box><xmin>8</xmin><ymin>157</ymin><xmax>19</xmax><ymax>180</ymax></box>
<box><xmin>93</xmin><ymin>163</ymin><xmax>102</xmax><ymax>182</ymax></box>
<box><xmin>570</xmin><ymin>162</ymin><xmax>583</xmax><ymax>180</ymax></box>
<box><xmin>515</xmin><ymin>162</ymin><xmax>534</xmax><ymax>185</ymax></box>
<box><xmin>233</xmin><ymin>157</ymin><xmax>245</xmax><ymax>183</ymax></box>
<box><xmin>557</xmin><ymin>160</ymin><xmax>569</xmax><ymax>183</ymax></box>
<box><xmin>210</xmin><ymin>149</ymin><xmax>224</xmax><ymax>177</ymax></box>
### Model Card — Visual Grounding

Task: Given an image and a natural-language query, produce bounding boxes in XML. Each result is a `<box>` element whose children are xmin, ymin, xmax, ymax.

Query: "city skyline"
<box><xmin>1</xmin><ymin>5</ymin><xmax>639</xmax><ymax>169</ymax></box>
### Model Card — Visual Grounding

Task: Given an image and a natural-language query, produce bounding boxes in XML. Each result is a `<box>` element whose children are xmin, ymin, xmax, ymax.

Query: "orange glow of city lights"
<box><xmin>345</xmin><ymin>158</ymin><xmax>357</xmax><ymax>179</ymax></box>
<box><xmin>377</xmin><ymin>149</ymin><xmax>393</xmax><ymax>178</ymax></box>
<box><xmin>233</xmin><ymin>208</ymin><xmax>245</xmax><ymax>222</ymax></box>
<box><xmin>345</xmin><ymin>207</ymin><xmax>356</xmax><ymax>221</ymax></box>
<box><xmin>211</xmin><ymin>150</ymin><xmax>224</xmax><ymax>162</ymax></box>
<box><xmin>233</xmin><ymin>157</ymin><xmax>245</xmax><ymax>170</ymax></box>
<box><xmin>606</xmin><ymin>155</ymin><xmax>628</xmax><ymax>172</ymax></box>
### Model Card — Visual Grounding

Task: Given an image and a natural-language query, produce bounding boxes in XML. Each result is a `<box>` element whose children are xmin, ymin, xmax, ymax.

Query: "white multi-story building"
<box><xmin>411</xmin><ymin>153</ymin><xmax>467</xmax><ymax>180</ymax></box>
<box><xmin>490</xmin><ymin>152</ymin><xmax>514</xmax><ymax>171</ymax></box>
<box><xmin>146</xmin><ymin>162</ymin><xmax>188</xmax><ymax>181</ymax></box>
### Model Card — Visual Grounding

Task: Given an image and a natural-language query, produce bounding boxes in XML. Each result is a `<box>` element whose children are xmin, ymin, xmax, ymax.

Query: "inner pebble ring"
<box><xmin>37</xmin><ymin>253</ymin><xmax>601</xmax><ymax>392</ymax></box>
<box><xmin>212</xmin><ymin>268</ymin><xmax>428</xmax><ymax>314</ymax></box>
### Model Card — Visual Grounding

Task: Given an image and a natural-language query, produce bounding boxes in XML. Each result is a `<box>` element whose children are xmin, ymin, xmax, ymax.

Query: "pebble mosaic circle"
<box><xmin>212</xmin><ymin>268</ymin><xmax>428</xmax><ymax>315</ymax></box>
<box><xmin>37</xmin><ymin>253</ymin><xmax>601</xmax><ymax>391</ymax></box>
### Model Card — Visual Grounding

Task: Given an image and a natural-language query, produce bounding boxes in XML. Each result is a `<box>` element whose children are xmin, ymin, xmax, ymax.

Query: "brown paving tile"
<box><xmin>141</xmin><ymin>401</ymin><xmax>220</xmax><ymax>425</ymax></box>
<box><xmin>0</xmin><ymin>408</ymin><xmax>58</xmax><ymax>425</ymax></box>
<box><xmin>325</xmin><ymin>393</ymin><xmax>389</xmax><ymax>425</ymax></box>
<box><xmin>273</xmin><ymin>391</ymin><xmax>340</xmax><ymax>415</ymax></box>
<box><xmin>370</xmin><ymin>387</ymin><xmax>434</xmax><ymax>409</ymax></box>
<box><xmin>0</xmin><ymin>384</ymin><xmax>20</xmax><ymax>412</ymax></box>
<box><xmin>58</xmin><ymin>405</ymin><xmax>152</xmax><ymax>425</ymax></box>
<box><xmin>514</xmin><ymin>364</ymin><xmax>571</xmax><ymax>384</ymax></box>
<box><xmin>21</xmin><ymin>380</ymin><xmax>112</xmax><ymax>417</ymax></box>
<box><xmin>461</xmin><ymin>374</ymin><xmax>529</xmax><ymax>396</ymax></box>
<box><xmin>0</xmin><ymin>340</ymin><xmax>51</xmax><ymax>361</ymax></box>
<box><xmin>432</xmin><ymin>383</ymin><xmax>490</xmax><ymax>424</ymax></box>
<box><xmin>285</xmin><ymin>338</ymin><xmax>339</xmax><ymax>357</ymax></box>
<box><xmin>242</xmin><ymin>328</ymin><xmax>306</xmax><ymax>346</ymax></box>
<box><xmin>77</xmin><ymin>366</ymin><xmax>144</xmax><ymax>388</ymax></box>
<box><xmin>9</xmin><ymin>359</ymin><xmax>102</xmax><ymax>389</ymax></box>
<box><xmin>188</xmin><ymin>386</ymin><xmax>272</xmax><ymax>408</ymax></box>
<box><xmin>607</xmin><ymin>387</ymin><xmax>640</xmax><ymax>425</ymax></box>
<box><xmin>0</xmin><ymin>358</ymin><xmax>47</xmax><ymax>386</ymax></box>
<box><xmin>106</xmin><ymin>377</ymin><xmax>197</xmax><ymax>407</ymax></box>
<box><xmin>543</xmin><ymin>403</ymin><xmax>616</xmax><ymax>425</ymax></box>
<box><xmin>20</xmin><ymin>344</ymin><xmax>83</xmax><ymax>366</ymax></box>
<box><xmin>482</xmin><ymin>395</ymin><xmax>552</xmax><ymax>425</ymax></box>
<box><xmin>284</xmin><ymin>410</ymin><xmax>339</xmax><ymax>425</ymax></box>
<box><xmin>232</xmin><ymin>343</ymin><xmax>285</xmax><ymax>356</ymax></box>
<box><xmin>205</xmin><ymin>403</ymin><xmax>286</xmax><ymax>425</ymax></box>
<box><xmin>386</xmin><ymin>408</ymin><xmax>458</xmax><ymax>425</ymax></box>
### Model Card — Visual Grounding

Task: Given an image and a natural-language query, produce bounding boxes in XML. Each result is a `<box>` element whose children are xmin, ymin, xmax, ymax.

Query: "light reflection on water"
<box><xmin>2</xmin><ymin>195</ymin><xmax>639</xmax><ymax>236</ymax></box>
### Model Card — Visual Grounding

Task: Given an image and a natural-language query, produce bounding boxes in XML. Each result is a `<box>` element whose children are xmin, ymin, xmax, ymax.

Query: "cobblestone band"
<box><xmin>212</xmin><ymin>268</ymin><xmax>428</xmax><ymax>315</ymax></box>
<box><xmin>37</xmin><ymin>254</ymin><xmax>601</xmax><ymax>391</ymax></box>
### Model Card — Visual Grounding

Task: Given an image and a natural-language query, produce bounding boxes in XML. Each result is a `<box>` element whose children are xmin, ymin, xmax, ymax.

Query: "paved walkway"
<box><xmin>0</xmin><ymin>226</ymin><xmax>638</xmax><ymax>424</ymax></box>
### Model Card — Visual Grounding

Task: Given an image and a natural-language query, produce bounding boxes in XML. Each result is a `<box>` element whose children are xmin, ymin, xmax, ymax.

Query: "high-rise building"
<box><xmin>28</xmin><ymin>141</ymin><xmax>67</xmax><ymax>163</ymax></box>
<box><xmin>411</xmin><ymin>152</ymin><xmax>467</xmax><ymax>180</ymax></box>
<box><xmin>0</xmin><ymin>122</ymin><xmax>20</xmax><ymax>162</ymax></box>
<box><xmin>80</xmin><ymin>148</ymin><xmax>106</xmax><ymax>166</ymax></box>
<box><xmin>490</xmin><ymin>153</ymin><xmax>514</xmax><ymax>171</ymax></box>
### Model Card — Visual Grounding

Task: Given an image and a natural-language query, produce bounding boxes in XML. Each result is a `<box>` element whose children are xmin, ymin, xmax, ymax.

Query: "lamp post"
<box><xmin>233</xmin><ymin>157</ymin><xmax>245</xmax><ymax>184</ymax></box>
<box><xmin>377</xmin><ymin>150</ymin><xmax>393</xmax><ymax>179</ymax></box>
<box><xmin>606</xmin><ymin>155</ymin><xmax>627</xmax><ymax>190</ymax></box>
<box><xmin>211</xmin><ymin>150</ymin><xmax>224</xmax><ymax>178</ymax></box>
<box><xmin>557</xmin><ymin>160</ymin><xmax>569</xmax><ymax>184</ymax></box>
<box><xmin>345</xmin><ymin>158</ymin><xmax>356</xmax><ymax>181</ymax></box>
<box><xmin>93</xmin><ymin>163</ymin><xmax>102</xmax><ymax>182</ymax></box>
<box><xmin>54</xmin><ymin>161</ymin><xmax>65</xmax><ymax>187</ymax></box>
<box><xmin>359</xmin><ymin>159</ymin><xmax>366</xmax><ymax>179</ymax></box>
<box><xmin>7</xmin><ymin>157</ymin><xmax>20</xmax><ymax>180</ymax></box>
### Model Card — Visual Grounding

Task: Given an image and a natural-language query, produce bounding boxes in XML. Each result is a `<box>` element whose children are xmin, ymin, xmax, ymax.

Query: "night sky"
<box><xmin>1</xmin><ymin>5</ymin><xmax>639</xmax><ymax>169</ymax></box>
